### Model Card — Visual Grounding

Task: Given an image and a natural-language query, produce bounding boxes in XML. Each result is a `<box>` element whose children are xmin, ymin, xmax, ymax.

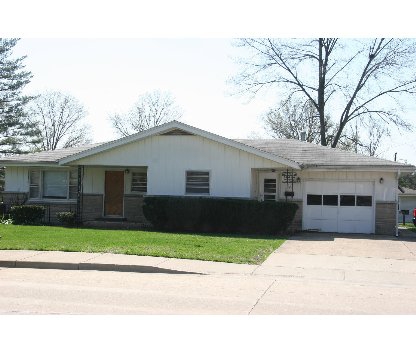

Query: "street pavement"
<box><xmin>0</xmin><ymin>231</ymin><xmax>415</xmax><ymax>314</ymax></box>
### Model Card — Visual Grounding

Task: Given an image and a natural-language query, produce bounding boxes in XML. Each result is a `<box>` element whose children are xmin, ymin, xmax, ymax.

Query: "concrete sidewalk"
<box><xmin>2</xmin><ymin>233</ymin><xmax>416</xmax><ymax>314</ymax></box>
<box><xmin>0</xmin><ymin>250</ymin><xmax>259</xmax><ymax>275</ymax></box>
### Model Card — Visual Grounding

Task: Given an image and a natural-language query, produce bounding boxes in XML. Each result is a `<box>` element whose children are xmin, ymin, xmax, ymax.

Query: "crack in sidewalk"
<box><xmin>248</xmin><ymin>278</ymin><xmax>276</xmax><ymax>315</ymax></box>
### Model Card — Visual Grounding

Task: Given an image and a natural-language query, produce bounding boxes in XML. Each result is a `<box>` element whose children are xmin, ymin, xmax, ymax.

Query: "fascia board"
<box><xmin>302</xmin><ymin>165</ymin><xmax>416</xmax><ymax>172</ymax></box>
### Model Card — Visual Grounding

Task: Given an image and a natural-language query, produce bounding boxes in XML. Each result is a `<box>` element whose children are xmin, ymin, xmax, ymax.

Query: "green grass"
<box><xmin>0</xmin><ymin>225</ymin><xmax>286</xmax><ymax>264</ymax></box>
<box><xmin>404</xmin><ymin>223</ymin><xmax>416</xmax><ymax>233</ymax></box>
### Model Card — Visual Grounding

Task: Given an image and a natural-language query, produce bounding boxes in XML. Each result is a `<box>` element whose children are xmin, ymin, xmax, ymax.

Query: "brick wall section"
<box><xmin>124</xmin><ymin>194</ymin><xmax>147</xmax><ymax>223</ymax></box>
<box><xmin>0</xmin><ymin>192</ymin><xmax>28</xmax><ymax>205</ymax></box>
<box><xmin>1</xmin><ymin>192</ymin><xmax>76</xmax><ymax>223</ymax></box>
<box><xmin>375</xmin><ymin>202</ymin><xmax>397</xmax><ymax>236</ymax></box>
<box><xmin>288</xmin><ymin>200</ymin><xmax>302</xmax><ymax>234</ymax></box>
<box><xmin>82</xmin><ymin>194</ymin><xmax>103</xmax><ymax>221</ymax></box>
<box><xmin>31</xmin><ymin>203</ymin><xmax>76</xmax><ymax>223</ymax></box>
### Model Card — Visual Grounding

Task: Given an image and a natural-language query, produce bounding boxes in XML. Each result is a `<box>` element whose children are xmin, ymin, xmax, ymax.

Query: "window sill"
<box><xmin>28</xmin><ymin>198</ymin><xmax>77</xmax><ymax>204</ymax></box>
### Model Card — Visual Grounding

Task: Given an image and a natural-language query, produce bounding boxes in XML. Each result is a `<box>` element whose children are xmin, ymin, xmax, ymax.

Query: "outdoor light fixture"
<box><xmin>125</xmin><ymin>169</ymin><xmax>130</xmax><ymax>174</ymax></box>
<box><xmin>379</xmin><ymin>177</ymin><xmax>384</xmax><ymax>184</ymax></box>
<box><xmin>296</xmin><ymin>177</ymin><xmax>301</xmax><ymax>183</ymax></box>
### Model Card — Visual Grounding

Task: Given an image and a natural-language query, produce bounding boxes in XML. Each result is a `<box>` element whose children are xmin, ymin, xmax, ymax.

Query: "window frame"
<box><xmin>130</xmin><ymin>171</ymin><xmax>148</xmax><ymax>194</ymax></box>
<box><xmin>29</xmin><ymin>168</ymin><xmax>78</xmax><ymax>201</ymax></box>
<box><xmin>185</xmin><ymin>170</ymin><xmax>210</xmax><ymax>195</ymax></box>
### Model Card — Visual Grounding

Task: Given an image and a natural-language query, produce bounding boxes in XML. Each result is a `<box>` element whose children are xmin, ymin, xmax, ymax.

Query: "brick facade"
<box><xmin>123</xmin><ymin>194</ymin><xmax>146</xmax><ymax>223</ymax></box>
<box><xmin>287</xmin><ymin>200</ymin><xmax>302</xmax><ymax>233</ymax></box>
<box><xmin>375</xmin><ymin>201</ymin><xmax>397</xmax><ymax>235</ymax></box>
<box><xmin>81</xmin><ymin>194</ymin><xmax>104</xmax><ymax>221</ymax></box>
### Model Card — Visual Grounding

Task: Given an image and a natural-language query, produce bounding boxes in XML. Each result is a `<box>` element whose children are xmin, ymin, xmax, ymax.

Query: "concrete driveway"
<box><xmin>251</xmin><ymin>231</ymin><xmax>416</xmax><ymax>314</ymax></box>
<box><xmin>1</xmin><ymin>231</ymin><xmax>416</xmax><ymax>314</ymax></box>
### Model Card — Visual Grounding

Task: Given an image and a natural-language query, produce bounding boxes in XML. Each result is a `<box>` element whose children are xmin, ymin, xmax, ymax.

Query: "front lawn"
<box><xmin>0</xmin><ymin>225</ymin><xmax>285</xmax><ymax>264</ymax></box>
<box><xmin>404</xmin><ymin>223</ymin><xmax>416</xmax><ymax>233</ymax></box>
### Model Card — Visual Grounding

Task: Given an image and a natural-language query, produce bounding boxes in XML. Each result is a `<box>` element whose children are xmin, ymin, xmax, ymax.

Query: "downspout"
<box><xmin>396</xmin><ymin>169</ymin><xmax>401</xmax><ymax>237</ymax></box>
<box><xmin>76</xmin><ymin>165</ymin><xmax>84</xmax><ymax>224</ymax></box>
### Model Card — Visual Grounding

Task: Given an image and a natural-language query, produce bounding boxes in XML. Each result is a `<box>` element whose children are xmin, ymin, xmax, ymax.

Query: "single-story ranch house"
<box><xmin>0</xmin><ymin>121</ymin><xmax>414</xmax><ymax>235</ymax></box>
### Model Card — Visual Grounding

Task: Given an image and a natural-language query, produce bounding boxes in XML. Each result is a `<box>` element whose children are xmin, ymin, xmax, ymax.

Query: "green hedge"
<box><xmin>143</xmin><ymin>196</ymin><xmax>298</xmax><ymax>234</ymax></box>
<box><xmin>56</xmin><ymin>211</ymin><xmax>77</xmax><ymax>226</ymax></box>
<box><xmin>10</xmin><ymin>205</ymin><xmax>46</xmax><ymax>225</ymax></box>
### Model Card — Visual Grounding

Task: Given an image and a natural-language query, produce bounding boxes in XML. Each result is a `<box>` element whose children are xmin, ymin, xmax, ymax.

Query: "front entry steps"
<box><xmin>96</xmin><ymin>217</ymin><xmax>127</xmax><ymax>222</ymax></box>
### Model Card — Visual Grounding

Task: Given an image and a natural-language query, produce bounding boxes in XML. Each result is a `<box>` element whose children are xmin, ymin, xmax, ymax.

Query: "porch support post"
<box><xmin>76</xmin><ymin>165</ymin><xmax>84</xmax><ymax>224</ymax></box>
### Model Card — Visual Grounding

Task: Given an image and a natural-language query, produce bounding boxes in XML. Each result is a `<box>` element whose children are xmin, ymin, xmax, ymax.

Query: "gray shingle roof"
<box><xmin>235</xmin><ymin>139</ymin><xmax>414</xmax><ymax>169</ymax></box>
<box><xmin>0</xmin><ymin>143</ymin><xmax>104</xmax><ymax>164</ymax></box>
<box><xmin>400</xmin><ymin>187</ymin><xmax>416</xmax><ymax>195</ymax></box>
<box><xmin>0</xmin><ymin>130</ymin><xmax>414</xmax><ymax>171</ymax></box>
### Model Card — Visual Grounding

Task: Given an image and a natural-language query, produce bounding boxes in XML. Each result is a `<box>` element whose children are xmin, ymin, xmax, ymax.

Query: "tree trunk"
<box><xmin>318</xmin><ymin>38</ymin><xmax>327</xmax><ymax>146</ymax></box>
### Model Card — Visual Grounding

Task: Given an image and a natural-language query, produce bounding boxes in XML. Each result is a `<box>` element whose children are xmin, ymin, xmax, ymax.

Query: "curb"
<box><xmin>0</xmin><ymin>259</ymin><xmax>203</xmax><ymax>275</ymax></box>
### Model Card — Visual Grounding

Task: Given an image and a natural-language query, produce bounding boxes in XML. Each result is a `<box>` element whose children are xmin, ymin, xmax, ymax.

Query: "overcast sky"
<box><xmin>13</xmin><ymin>38</ymin><xmax>276</xmax><ymax>142</ymax></box>
<box><xmin>6</xmin><ymin>1</ymin><xmax>416</xmax><ymax>166</ymax></box>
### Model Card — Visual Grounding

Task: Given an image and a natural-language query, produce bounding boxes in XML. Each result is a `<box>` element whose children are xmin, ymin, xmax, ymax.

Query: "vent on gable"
<box><xmin>160</xmin><ymin>129</ymin><xmax>194</xmax><ymax>136</ymax></box>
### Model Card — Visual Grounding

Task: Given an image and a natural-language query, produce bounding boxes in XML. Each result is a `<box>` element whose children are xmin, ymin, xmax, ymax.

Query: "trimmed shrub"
<box><xmin>56</xmin><ymin>211</ymin><xmax>77</xmax><ymax>226</ymax></box>
<box><xmin>143</xmin><ymin>196</ymin><xmax>298</xmax><ymax>235</ymax></box>
<box><xmin>10</xmin><ymin>205</ymin><xmax>46</xmax><ymax>225</ymax></box>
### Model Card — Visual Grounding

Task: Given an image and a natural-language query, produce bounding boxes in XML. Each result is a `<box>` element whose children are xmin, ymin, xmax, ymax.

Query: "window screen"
<box><xmin>307</xmin><ymin>194</ymin><xmax>322</xmax><ymax>205</ymax></box>
<box><xmin>263</xmin><ymin>178</ymin><xmax>276</xmax><ymax>201</ymax></box>
<box><xmin>69</xmin><ymin>169</ymin><xmax>78</xmax><ymax>199</ymax></box>
<box><xmin>186</xmin><ymin>171</ymin><xmax>209</xmax><ymax>194</ymax></box>
<box><xmin>29</xmin><ymin>170</ymin><xmax>40</xmax><ymax>198</ymax></box>
<box><xmin>131</xmin><ymin>172</ymin><xmax>147</xmax><ymax>193</ymax></box>
<box><xmin>43</xmin><ymin>171</ymin><xmax>68</xmax><ymax>199</ymax></box>
<box><xmin>340</xmin><ymin>195</ymin><xmax>355</xmax><ymax>206</ymax></box>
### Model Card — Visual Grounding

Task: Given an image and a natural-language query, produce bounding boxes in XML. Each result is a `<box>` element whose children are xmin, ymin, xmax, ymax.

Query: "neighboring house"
<box><xmin>0</xmin><ymin>121</ymin><xmax>414</xmax><ymax>235</ymax></box>
<box><xmin>398</xmin><ymin>187</ymin><xmax>416</xmax><ymax>224</ymax></box>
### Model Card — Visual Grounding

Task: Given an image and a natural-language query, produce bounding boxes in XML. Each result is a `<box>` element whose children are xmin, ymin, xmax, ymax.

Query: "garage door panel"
<box><xmin>304</xmin><ymin>181</ymin><xmax>374</xmax><ymax>234</ymax></box>
<box><xmin>304</xmin><ymin>206</ymin><xmax>323</xmax><ymax>219</ymax></box>
<box><xmin>323</xmin><ymin>182</ymin><xmax>339</xmax><ymax>194</ymax></box>
<box><xmin>338</xmin><ymin>182</ymin><xmax>356</xmax><ymax>194</ymax></box>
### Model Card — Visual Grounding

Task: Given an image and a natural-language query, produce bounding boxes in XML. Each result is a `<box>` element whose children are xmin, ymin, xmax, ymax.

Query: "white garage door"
<box><xmin>303</xmin><ymin>181</ymin><xmax>375</xmax><ymax>234</ymax></box>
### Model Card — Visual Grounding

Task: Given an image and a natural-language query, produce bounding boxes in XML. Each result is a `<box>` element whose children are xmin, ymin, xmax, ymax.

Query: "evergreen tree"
<box><xmin>0</xmin><ymin>38</ymin><xmax>39</xmax><ymax>154</ymax></box>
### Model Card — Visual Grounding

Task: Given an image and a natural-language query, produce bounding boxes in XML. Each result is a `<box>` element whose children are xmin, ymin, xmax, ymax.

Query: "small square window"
<box><xmin>307</xmin><ymin>194</ymin><xmax>322</xmax><ymax>205</ymax></box>
<box><xmin>186</xmin><ymin>171</ymin><xmax>209</xmax><ymax>194</ymax></box>
<box><xmin>131</xmin><ymin>172</ymin><xmax>147</xmax><ymax>193</ymax></box>
<box><xmin>357</xmin><ymin>195</ymin><xmax>372</xmax><ymax>207</ymax></box>
<box><xmin>340</xmin><ymin>195</ymin><xmax>355</xmax><ymax>206</ymax></box>
<box><xmin>323</xmin><ymin>195</ymin><xmax>338</xmax><ymax>206</ymax></box>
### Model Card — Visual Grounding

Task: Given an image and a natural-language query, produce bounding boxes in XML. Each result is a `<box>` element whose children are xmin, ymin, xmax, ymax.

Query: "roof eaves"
<box><xmin>302</xmin><ymin>163</ymin><xmax>416</xmax><ymax>171</ymax></box>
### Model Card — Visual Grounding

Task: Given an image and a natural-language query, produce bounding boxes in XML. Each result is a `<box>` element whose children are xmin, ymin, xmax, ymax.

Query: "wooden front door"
<box><xmin>104</xmin><ymin>171</ymin><xmax>124</xmax><ymax>216</ymax></box>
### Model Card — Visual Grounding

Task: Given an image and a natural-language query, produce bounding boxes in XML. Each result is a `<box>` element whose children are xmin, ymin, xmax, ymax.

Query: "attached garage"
<box><xmin>303</xmin><ymin>180</ymin><xmax>375</xmax><ymax>233</ymax></box>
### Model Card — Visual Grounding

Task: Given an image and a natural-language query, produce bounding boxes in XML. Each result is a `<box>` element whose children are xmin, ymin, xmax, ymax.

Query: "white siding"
<box><xmin>398</xmin><ymin>196</ymin><xmax>416</xmax><ymax>223</ymax></box>
<box><xmin>75</xmin><ymin>135</ymin><xmax>286</xmax><ymax>198</ymax></box>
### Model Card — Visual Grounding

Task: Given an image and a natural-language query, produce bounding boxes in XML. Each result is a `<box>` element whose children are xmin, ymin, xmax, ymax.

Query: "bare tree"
<box><xmin>263</xmin><ymin>98</ymin><xmax>323</xmax><ymax>143</ymax></box>
<box><xmin>29</xmin><ymin>91</ymin><xmax>91</xmax><ymax>151</ymax></box>
<box><xmin>233</xmin><ymin>38</ymin><xmax>416</xmax><ymax>148</ymax></box>
<box><xmin>110</xmin><ymin>91</ymin><xmax>183</xmax><ymax>137</ymax></box>
<box><xmin>346</xmin><ymin>120</ymin><xmax>390</xmax><ymax>157</ymax></box>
